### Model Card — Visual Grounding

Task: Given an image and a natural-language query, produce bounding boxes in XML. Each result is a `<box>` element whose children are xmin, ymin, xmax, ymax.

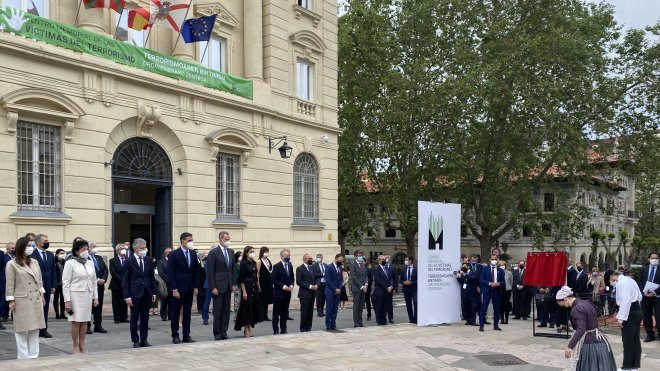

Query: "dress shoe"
<box><xmin>388</xmin><ymin>320</ymin><xmax>394</xmax><ymax>324</ymax></box>
<box><xmin>182</xmin><ymin>336</ymin><xmax>195</xmax><ymax>343</ymax></box>
<box><xmin>523</xmin><ymin>317</ymin><xmax>529</xmax><ymax>320</ymax></box>
<box><xmin>326</xmin><ymin>327</ymin><xmax>332</xmax><ymax>331</ymax></box>
<box><xmin>172</xmin><ymin>337</ymin><xmax>182</xmax><ymax>344</ymax></box>
<box><xmin>203</xmin><ymin>319</ymin><xmax>209</xmax><ymax>325</ymax></box>
<box><xmin>539</xmin><ymin>324</ymin><xmax>547</xmax><ymax>328</ymax></box>
<box><xmin>549</xmin><ymin>324</ymin><xmax>555</xmax><ymax>329</ymax></box>
<box><xmin>264</xmin><ymin>316</ymin><xmax>271</xmax><ymax>321</ymax></box>
<box><xmin>513</xmin><ymin>316</ymin><xmax>521</xmax><ymax>320</ymax></box>
<box><xmin>359</xmin><ymin>324</ymin><xmax>364</xmax><ymax>327</ymax></box>
<box><xmin>494</xmin><ymin>326</ymin><xmax>502</xmax><ymax>331</ymax></box>
<box><xmin>220</xmin><ymin>334</ymin><xmax>229</xmax><ymax>340</ymax></box>
<box><xmin>39</xmin><ymin>330</ymin><xmax>53</xmax><ymax>338</ymax></box>
<box><xmin>367</xmin><ymin>315</ymin><xmax>371</xmax><ymax>321</ymax></box>
<box><xmin>161</xmin><ymin>317</ymin><xmax>168</xmax><ymax>321</ymax></box>
<box><xmin>274</xmin><ymin>330</ymin><xmax>280</xmax><ymax>335</ymax></box>
<box><xmin>133</xmin><ymin>342</ymin><xmax>140</xmax><ymax>348</ymax></box>
<box><xmin>94</xmin><ymin>327</ymin><xmax>108</xmax><ymax>333</ymax></box>
<box><xmin>479</xmin><ymin>326</ymin><xmax>484</xmax><ymax>332</ymax></box>
<box><xmin>354</xmin><ymin>324</ymin><xmax>359</xmax><ymax>327</ymax></box>
<box><xmin>643</xmin><ymin>336</ymin><xmax>655</xmax><ymax>343</ymax></box>
<box><xmin>139</xmin><ymin>341</ymin><xmax>151</xmax><ymax>347</ymax></box>
<box><xmin>114</xmin><ymin>320</ymin><xmax>121</xmax><ymax>324</ymax></box>
<box><xmin>287</xmin><ymin>316</ymin><xmax>294</xmax><ymax>320</ymax></box>
<box><xmin>281</xmin><ymin>330</ymin><xmax>288</xmax><ymax>334</ymax></box>
<box><xmin>0</xmin><ymin>323</ymin><xmax>5</xmax><ymax>330</ymax></box>
<box><xmin>317</xmin><ymin>314</ymin><xmax>324</xmax><ymax>317</ymax></box>
<box><xmin>332</xmin><ymin>326</ymin><xmax>337</xmax><ymax>330</ymax></box>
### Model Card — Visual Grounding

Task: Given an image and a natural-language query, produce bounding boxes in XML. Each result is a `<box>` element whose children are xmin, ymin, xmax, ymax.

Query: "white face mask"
<box><xmin>249</xmin><ymin>252</ymin><xmax>256</xmax><ymax>260</ymax></box>
<box><xmin>650</xmin><ymin>259</ymin><xmax>659</xmax><ymax>266</ymax></box>
<box><xmin>119</xmin><ymin>249</ymin><xmax>127</xmax><ymax>256</ymax></box>
<box><xmin>238</xmin><ymin>256</ymin><xmax>243</xmax><ymax>262</ymax></box>
<box><xmin>90</xmin><ymin>248</ymin><xmax>98</xmax><ymax>255</ymax></box>
<box><xmin>186</xmin><ymin>242</ymin><xmax>194</xmax><ymax>250</ymax></box>
<box><xmin>58</xmin><ymin>254</ymin><xmax>65</xmax><ymax>260</ymax></box>
<box><xmin>222</xmin><ymin>240</ymin><xmax>231</xmax><ymax>248</ymax></box>
<box><xmin>80</xmin><ymin>251</ymin><xmax>90</xmax><ymax>259</ymax></box>
<box><xmin>490</xmin><ymin>260</ymin><xmax>498</xmax><ymax>266</ymax></box>
<box><xmin>316</xmin><ymin>257</ymin><xmax>321</xmax><ymax>263</ymax></box>
<box><xmin>263</xmin><ymin>252</ymin><xmax>269</xmax><ymax>258</ymax></box>
<box><xmin>25</xmin><ymin>245</ymin><xmax>35</xmax><ymax>256</ymax></box>
<box><xmin>137</xmin><ymin>249</ymin><xmax>148</xmax><ymax>258</ymax></box>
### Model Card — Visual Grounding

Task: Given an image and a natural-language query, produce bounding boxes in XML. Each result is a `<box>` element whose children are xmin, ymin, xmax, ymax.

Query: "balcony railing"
<box><xmin>296</xmin><ymin>99</ymin><xmax>317</xmax><ymax>118</ymax></box>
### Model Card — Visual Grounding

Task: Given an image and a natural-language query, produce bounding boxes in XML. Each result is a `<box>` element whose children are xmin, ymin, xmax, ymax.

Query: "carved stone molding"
<box><xmin>136</xmin><ymin>104</ymin><xmax>162</xmax><ymax>138</ymax></box>
<box><xmin>292</xmin><ymin>4</ymin><xmax>321</xmax><ymax>28</ymax></box>
<box><xmin>6</xmin><ymin>111</ymin><xmax>18</xmax><ymax>133</ymax></box>
<box><xmin>205</xmin><ymin>128</ymin><xmax>257</xmax><ymax>165</ymax></box>
<box><xmin>195</xmin><ymin>3</ymin><xmax>239</xmax><ymax>28</ymax></box>
<box><xmin>290</xmin><ymin>30</ymin><xmax>326</xmax><ymax>54</ymax></box>
<box><xmin>99</xmin><ymin>75</ymin><xmax>116</xmax><ymax>107</ymax></box>
<box><xmin>64</xmin><ymin>121</ymin><xmax>74</xmax><ymax>140</ymax></box>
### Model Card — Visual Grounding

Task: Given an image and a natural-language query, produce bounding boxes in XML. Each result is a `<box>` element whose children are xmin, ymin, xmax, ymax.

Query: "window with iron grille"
<box><xmin>216</xmin><ymin>153</ymin><xmax>240</xmax><ymax>218</ymax></box>
<box><xmin>293</xmin><ymin>153</ymin><xmax>318</xmax><ymax>222</ymax></box>
<box><xmin>16</xmin><ymin>121</ymin><xmax>61</xmax><ymax>211</ymax></box>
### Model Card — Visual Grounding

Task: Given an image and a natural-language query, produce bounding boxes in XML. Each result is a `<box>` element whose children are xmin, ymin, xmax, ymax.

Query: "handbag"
<box><xmin>155</xmin><ymin>273</ymin><xmax>168</xmax><ymax>299</ymax></box>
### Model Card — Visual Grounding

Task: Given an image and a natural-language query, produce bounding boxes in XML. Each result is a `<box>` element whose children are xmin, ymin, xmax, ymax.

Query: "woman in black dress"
<box><xmin>256</xmin><ymin>246</ymin><xmax>273</xmax><ymax>321</ymax></box>
<box><xmin>234</xmin><ymin>246</ymin><xmax>260</xmax><ymax>337</ymax></box>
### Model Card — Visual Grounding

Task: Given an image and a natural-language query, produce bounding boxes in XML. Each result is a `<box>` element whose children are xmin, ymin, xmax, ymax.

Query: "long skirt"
<box><xmin>577</xmin><ymin>342</ymin><xmax>616</xmax><ymax>371</ymax></box>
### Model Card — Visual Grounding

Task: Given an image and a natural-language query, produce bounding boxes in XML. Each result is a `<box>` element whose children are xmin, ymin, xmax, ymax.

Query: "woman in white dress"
<box><xmin>62</xmin><ymin>239</ymin><xmax>98</xmax><ymax>354</ymax></box>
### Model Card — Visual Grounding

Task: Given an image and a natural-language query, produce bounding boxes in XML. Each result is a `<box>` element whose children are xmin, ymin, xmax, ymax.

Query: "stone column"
<box><xmin>243</xmin><ymin>0</ymin><xmax>263</xmax><ymax>80</ymax></box>
<box><xmin>172</xmin><ymin>29</ymin><xmax>195</xmax><ymax>61</ymax></box>
<box><xmin>77</xmin><ymin>7</ymin><xmax>107</xmax><ymax>34</ymax></box>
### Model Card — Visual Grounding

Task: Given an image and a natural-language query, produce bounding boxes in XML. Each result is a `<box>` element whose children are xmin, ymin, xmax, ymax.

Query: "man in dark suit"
<box><xmin>324</xmin><ymin>254</ymin><xmax>344</xmax><ymax>330</ymax></box>
<box><xmin>455</xmin><ymin>262</ymin><xmax>479</xmax><ymax>325</ymax></box>
<box><xmin>110</xmin><ymin>244</ymin><xmax>129</xmax><ymax>323</ymax></box>
<box><xmin>32</xmin><ymin>234</ymin><xmax>56</xmax><ymax>338</ymax></box>
<box><xmin>89</xmin><ymin>242</ymin><xmax>109</xmax><ymax>333</ymax></box>
<box><xmin>271</xmin><ymin>249</ymin><xmax>294</xmax><ymax>334</ymax></box>
<box><xmin>157</xmin><ymin>247</ymin><xmax>172</xmax><ymax>321</ymax></box>
<box><xmin>479</xmin><ymin>254</ymin><xmax>504</xmax><ymax>332</ymax></box>
<box><xmin>384</xmin><ymin>254</ymin><xmax>397</xmax><ymax>324</ymax></box>
<box><xmin>0</xmin><ymin>243</ymin><xmax>10</xmax><ymax>330</ymax></box>
<box><xmin>372</xmin><ymin>255</ymin><xmax>392</xmax><ymax>326</ymax></box>
<box><xmin>638</xmin><ymin>252</ymin><xmax>660</xmax><ymax>342</ymax></box>
<box><xmin>512</xmin><ymin>260</ymin><xmax>531</xmax><ymax>320</ymax></box>
<box><xmin>167</xmin><ymin>232</ymin><xmax>201</xmax><ymax>344</ymax></box>
<box><xmin>122</xmin><ymin>238</ymin><xmax>157</xmax><ymax>348</ymax></box>
<box><xmin>573</xmin><ymin>261</ymin><xmax>589</xmax><ymax>299</ymax></box>
<box><xmin>365</xmin><ymin>265</ymin><xmax>374</xmax><ymax>321</ymax></box>
<box><xmin>206</xmin><ymin>231</ymin><xmax>234</xmax><ymax>340</ymax></box>
<box><xmin>312</xmin><ymin>254</ymin><xmax>327</xmax><ymax>317</ymax></box>
<box><xmin>296</xmin><ymin>253</ymin><xmax>317</xmax><ymax>332</ymax></box>
<box><xmin>350</xmin><ymin>250</ymin><xmax>368</xmax><ymax>327</ymax></box>
<box><xmin>400</xmin><ymin>255</ymin><xmax>418</xmax><ymax>324</ymax></box>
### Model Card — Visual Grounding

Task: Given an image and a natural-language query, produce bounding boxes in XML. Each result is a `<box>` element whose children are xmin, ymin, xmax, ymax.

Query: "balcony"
<box><xmin>296</xmin><ymin>98</ymin><xmax>317</xmax><ymax>118</ymax></box>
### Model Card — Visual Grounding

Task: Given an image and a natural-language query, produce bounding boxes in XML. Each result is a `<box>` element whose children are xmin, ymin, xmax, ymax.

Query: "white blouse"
<box><xmin>615</xmin><ymin>275</ymin><xmax>642</xmax><ymax>322</ymax></box>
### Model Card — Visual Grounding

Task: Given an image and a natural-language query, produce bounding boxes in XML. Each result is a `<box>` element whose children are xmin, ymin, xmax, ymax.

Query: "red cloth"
<box><xmin>523</xmin><ymin>252</ymin><xmax>568</xmax><ymax>287</ymax></box>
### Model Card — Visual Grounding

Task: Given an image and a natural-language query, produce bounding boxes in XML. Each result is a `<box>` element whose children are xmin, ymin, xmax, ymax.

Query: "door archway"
<box><xmin>112</xmin><ymin>137</ymin><xmax>172</xmax><ymax>259</ymax></box>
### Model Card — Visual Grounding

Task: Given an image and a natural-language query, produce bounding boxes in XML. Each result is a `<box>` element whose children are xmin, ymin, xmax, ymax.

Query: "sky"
<box><xmin>600</xmin><ymin>0</ymin><xmax>660</xmax><ymax>30</ymax></box>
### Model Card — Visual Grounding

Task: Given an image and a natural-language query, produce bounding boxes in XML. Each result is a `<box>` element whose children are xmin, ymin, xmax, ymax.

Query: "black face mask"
<box><xmin>380</xmin><ymin>261</ymin><xmax>386</xmax><ymax>266</ymax></box>
<box><xmin>306</xmin><ymin>259</ymin><xmax>313</xmax><ymax>265</ymax></box>
<box><xmin>461</xmin><ymin>267</ymin><xmax>468</xmax><ymax>273</ymax></box>
<box><xmin>336</xmin><ymin>262</ymin><xmax>343</xmax><ymax>266</ymax></box>
<box><xmin>519</xmin><ymin>265</ymin><xmax>524</xmax><ymax>269</ymax></box>
<box><xmin>43</xmin><ymin>242</ymin><xmax>50</xmax><ymax>249</ymax></box>
<box><xmin>577</xmin><ymin>267</ymin><xmax>583</xmax><ymax>272</ymax></box>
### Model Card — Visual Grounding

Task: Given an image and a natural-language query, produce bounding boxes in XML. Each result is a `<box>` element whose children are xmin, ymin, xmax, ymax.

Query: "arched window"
<box><xmin>293</xmin><ymin>153</ymin><xmax>318</xmax><ymax>222</ymax></box>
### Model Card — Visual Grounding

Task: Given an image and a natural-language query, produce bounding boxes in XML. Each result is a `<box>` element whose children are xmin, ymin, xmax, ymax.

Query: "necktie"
<box><xmin>383</xmin><ymin>266</ymin><xmax>387</xmax><ymax>279</ymax></box>
<box><xmin>650</xmin><ymin>266</ymin><xmax>656</xmax><ymax>282</ymax></box>
<box><xmin>285</xmin><ymin>263</ymin><xmax>289</xmax><ymax>275</ymax></box>
<box><xmin>492</xmin><ymin>267</ymin><xmax>496</xmax><ymax>283</ymax></box>
<box><xmin>42</xmin><ymin>251</ymin><xmax>47</xmax><ymax>262</ymax></box>
<box><xmin>92</xmin><ymin>256</ymin><xmax>99</xmax><ymax>269</ymax></box>
<box><xmin>307</xmin><ymin>265</ymin><xmax>311</xmax><ymax>275</ymax></box>
<box><xmin>185</xmin><ymin>250</ymin><xmax>190</xmax><ymax>267</ymax></box>
<box><xmin>408</xmin><ymin>267</ymin><xmax>412</xmax><ymax>281</ymax></box>
<box><xmin>139</xmin><ymin>257</ymin><xmax>143</xmax><ymax>272</ymax></box>
<box><xmin>223</xmin><ymin>248</ymin><xmax>229</xmax><ymax>267</ymax></box>
<box><xmin>321</xmin><ymin>264</ymin><xmax>325</xmax><ymax>274</ymax></box>
<box><xmin>121</xmin><ymin>257</ymin><xmax>125</xmax><ymax>266</ymax></box>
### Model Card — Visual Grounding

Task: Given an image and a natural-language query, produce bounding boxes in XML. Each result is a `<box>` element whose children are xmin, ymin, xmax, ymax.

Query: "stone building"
<box><xmin>0</xmin><ymin>0</ymin><xmax>340</xmax><ymax>261</ymax></box>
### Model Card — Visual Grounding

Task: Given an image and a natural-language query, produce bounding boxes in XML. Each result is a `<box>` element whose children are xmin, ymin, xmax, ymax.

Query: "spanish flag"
<box><xmin>128</xmin><ymin>8</ymin><xmax>151</xmax><ymax>31</ymax></box>
<box><xmin>83</xmin><ymin>0</ymin><xmax>125</xmax><ymax>14</ymax></box>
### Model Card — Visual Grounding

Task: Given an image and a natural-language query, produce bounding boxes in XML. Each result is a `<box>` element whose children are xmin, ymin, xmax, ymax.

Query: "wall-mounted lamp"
<box><xmin>104</xmin><ymin>159</ymin><xmax>115</xmax><ymax>167</ymax></box>
<box><xmin>268</xmin><ymin>136</ymin><xmax>293</xmax><ymax>159</ymax></box>
<box><xmin>177</xmin><ymin>168</ymin><xmax>183</xmax><ymax>175</ymax></box>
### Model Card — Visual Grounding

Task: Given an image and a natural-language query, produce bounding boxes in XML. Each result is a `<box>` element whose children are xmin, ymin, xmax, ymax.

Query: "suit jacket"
<box><xmin>32</xmin><ymin>248</ymin><xmax>57</xmax><ymax>292</ymax></box>
<box><xmin>480</xmin><ymin>265</ymin><xmax>505</xmax><ymax>295</ymax></box>
<box><xmin>0</xmin><ymin>250</ymin><xmax>6</xmax><ymax>292</ymax></box>
<box><xmin>167</xmin><ymin>247</ymin><xmax>201</xmax><ymax>295</ymax></box>
<box><xmin>90</xmin><ymin>254</ymin><xmax>109</xmax><ymax>288</ymax></box>
<box><xmin>122</xmin><ymin>255</ymin><xmax>156</xmax><ymax>300</ymax></box>
<box><xmin>312</xmin><ymin>262</ymin><xmax>328</xmax><ymax>285</ymax></box>
<box><xmin>157</xmin><ymin>257</ymin><xmax>169</xmax><ymax>287</ymax></box>
<box><xmin>366</xmin><ymin>266</ymin><xmax>374</xmax><ymax>294</ymax></box>
<box><xmin>272</xmin><ymin>261</ymin><xmax>294</xmax><ymax>299</ymax></box>
<box><xmin>567</xmin><ymin>267</ymin><xmax>578</xmax><ymax>289</ymax></box>
<box><xmin>350</xmin><ymin>260</ymin><xmax>368</xmax><ymax>293</ymax></box>
<box><xmin>109</xmin><ymin>256</ymin><xmax>127</xmax><ymax>291</ymax></box>
<box><xmin>324</xmin><ymin>262</ymin><xmax>343</xmax><ymax>296</ymax></box>
<box><xmin>206</xmin><ymin>246</ymin><xmax>234</xmax><ymax>293</ymax></box>
<box><xmin>296</xmin><ymin>264</ymin><xmax>315</xmax><ymax>299</ymax></box>
<box><xmin>399</xmin><ymin>265</ymin><xmax>417</xmax><ymax>294</ymax></box>
<box><xmin>574</xmin><ymin>270</ymin><xmax>589</xmax><ymax>296</ymax></box>
<box><xmin>637</xmin><ymin>264</ymin><xmax>660</xmax><ymax>297</ymax></box>
<box><xmin>372</xmin><ymin>265</ymin><xmax>392</xmax><ymax>297</ymax></box>
<box><xmin>386</xmin><ymin>263</ymin><xmax>398</xmax><ymax>291</ymax></box>
<box><xmin>62</xmin><ymin>259</ymin><xmax>98</xmax><ymax>300</ymax></box>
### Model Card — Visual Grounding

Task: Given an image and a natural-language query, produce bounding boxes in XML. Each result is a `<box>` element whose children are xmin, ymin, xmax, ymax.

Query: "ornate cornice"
<box><xmin>195</xmin><ymin>3</ymin><xmax>239</xmax><ymax>28</ymax></box>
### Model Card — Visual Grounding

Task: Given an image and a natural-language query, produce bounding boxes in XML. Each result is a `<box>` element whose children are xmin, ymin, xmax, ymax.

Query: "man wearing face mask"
<box><xmin>478</xmin><ymin>254</ymin><xmax>504</xmax><ymax>332</ymax></box>
<box><xmin>110</xmin><ymin>244</ymin><xmax>129</xmax><ymax>323</ymax></box>
<box><xmin>350</xmin><ymin>250</ymin><xmax>368</xmax><ymax>327</ymax></box>
<box><xmin>638</xmin><ymin>252</ymin><xmax>660</xmax><ymax>343</ymax></box>
<box><xmin>372</xmin><ymin>255</ymin><xmax>392</xmax><ymax>326</ymax></box>
<box><xmin>168</xmin><ymin>232</ymin><xmax>201</xmax><ymax>344</ymax></box>
<box><xmin>384</xmin><ymin>254</ymin><xmax>397</xmax><ymax>324</ymax></box>
<box><xmin>401</xmin><ymin>255</ymin><xmax>418</xmax><ymax>324</ymax></box>
<box><xmin>296</xmin><ymin>253</ymin><xmax>317</xmax><ymax>332</ymax></box>
<box><xmin>206</xmin><ymin>231</ymin><xmax>234</xmax><ymax>340</ymax></box>
<box><xmin>271</xmin><ymin>249</ymin><xmax>294</xmax><ymax>334</ymax></box>
<box><xmin>312</xmin><ymin>254</ymin><xmax>327</xmax><ymax>317</ymax></box>
<box><xmin>512</xmin><ymin>260</ymin><xmax>530</xmax><ymax>320</ymax></box>
<box><xmin>610</xmin><ymin>270</ymin><xmax>643</xmax><ymax>370</ymax></box>
<box><xmin>573</xmin><ymin>261</ymin><xmax>589</xmax><ymax>300</ymax></box>
<box><xmin>32</xmin><ymin>234</ymin><xmax>56</xmax><ymax>338</ymax></box>
<box><xmin>122</xmin><ymin>238</ymin><xmax>157</xmax><ymax>348</ymax></box>
<box><xmin>88</xmin><ymin>242</ymin><xmax>108</xmax><ymax>334</ymax></box>
<box><xmin>324</xmin><ymin>254</ymin><xmax>344</xmax><ymax>330</ymax></box>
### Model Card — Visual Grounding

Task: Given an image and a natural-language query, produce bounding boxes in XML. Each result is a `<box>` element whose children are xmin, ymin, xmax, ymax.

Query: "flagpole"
<box><xmin>73</xmin><ymin>0</ymin><xmax>83</xmax><ymax>26</ymax></box>
<box><xmin>200</xmin><ymin>40</ymin><xmax>210</xmax><ymax>65</ymax></box>
<box><xmin>113</xmin><ymin>9</ymin><xmax>124</xmax><ymax>39</ymax></box>
<box><xmin>172</xmin><ymin>0</ymin><xmax>194</xmax><ymax>52</ymax></box>
<box><xmin>144</xmin><ymin>27</ymin><xmax>153</xmax><ymax>46</ymax></box>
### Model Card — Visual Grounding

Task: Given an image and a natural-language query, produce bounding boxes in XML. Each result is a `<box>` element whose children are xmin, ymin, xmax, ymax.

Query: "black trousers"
<box><xmin>92</xmin><ymin>285</ymin><xmax>105</xmax><ymax>327</ymax></box>
<box><xmin>112</xmin><ymin>289</ymin><xmax>128</xmax><ymax>321</ymax></box>
<box><xmin>621</xmin><ymin>308</ymin><xmax>643</xmax><ymax>369</ymax></box>
<box><xmin>403</xmin><ymin>290</ymin><xmax>417</xmax><ymax>323</ymax></box>
<box><xmin>315</xmin><ymin>284</ymin><xmax>326</xmax><ymax>315</ymax></box>
<box><xmin>160</xmin><ymin>295</ymin><xmax>169</xmax><ymax>320</ymax></box>
<box><xmin>500</xmin><ymin>290</ymin><xmax>511</xmax><ymax>322</ymax></box>
<box><xmin>272</xmin><ymin>296</ymin><xmax>291</xmax><ymax>332</ymax></box>
<box><xmin>387</xmin><ymin>293</ymin><xmax>394</xmax><ymax>321</ymax></box>
<box><xmin>212</xmin><ymin>289</ymin><xmax>231</xmax><ymax>338</ymax></box>
<box><xmin>513</xmin><ymin>288</ymin><xmax>531</xmax><ymax>318</ymax></box>
<box><xmin>299</xmin><ymin>297</ymin><xmax>314</xmax><ymax>331</ymax></box>
<box><xmin>365</xmin><ymin>290</ymin><xmax>372</xmax><ymax>316</ymax></box>
<box><xmin>130</xmin><ymin>292</ymin><xmax>151</xmax><ymax>343</ymax></box>
<box><xmin>53</xmin><ymin>285</ymin><xmax>64</xmax><ymax>318</ymax></box>
<box><xmin>466</xmin><ymin>294</ymin><xmax>479</xmax><ymax>324</ymax></box>
<box><xmin>641</xmin><ymin>296</ymin><xmax>660</xmax><ymax>336</ymax></box>
<box><xmin>170</xmin><ymin>289</ymin><xmax>193</xmax><ymax>339</ymax></box>
<box><xmin>374</xmin><ymin>294</ymin><xmax>388</xmax><ymax>325</ymax></box>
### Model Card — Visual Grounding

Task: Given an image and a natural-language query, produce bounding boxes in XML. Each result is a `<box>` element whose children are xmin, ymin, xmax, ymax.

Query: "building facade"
<box><xmin>0</xmin><ymin>0</ymin><xmax>340</xmax><ymax>261</ymax></box>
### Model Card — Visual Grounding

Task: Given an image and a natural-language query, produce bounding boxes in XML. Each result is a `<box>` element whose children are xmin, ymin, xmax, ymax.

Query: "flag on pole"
<box><xmin>128</xmin><ymin>8</ymin><xmax>151</xmax><ymax>30</ymax></box>
<box><xmin>83</xmin><ymin>0</ymin><xmax>125</xmax><ymax>14</ymax></box>
<box><xmin>149</xmin><ymin>0</ymin><xmax>189</xmax><ymax>32</ymax></box>
<box><xmin>180</xmin><ymin>14</ymin><xmax>217</xmax><ymax>44</ymax></box>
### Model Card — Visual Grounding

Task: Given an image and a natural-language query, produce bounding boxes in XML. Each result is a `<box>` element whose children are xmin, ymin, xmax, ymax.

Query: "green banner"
<box><xmin>0</xmin><ymin>6</ymin><xmax>253</xmax><ymax>99</ymax></box>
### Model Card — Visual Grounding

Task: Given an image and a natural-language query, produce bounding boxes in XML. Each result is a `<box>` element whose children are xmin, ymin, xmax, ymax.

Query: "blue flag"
<box><xmin>181</xmin><ymin>14</ymin><xmax>217</xmax><ymax>44</ymax></box>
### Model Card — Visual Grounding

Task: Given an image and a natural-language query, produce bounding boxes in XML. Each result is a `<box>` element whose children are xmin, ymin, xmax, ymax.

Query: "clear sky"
<box><xmin>600</xmin><ymin>0</ymin><xmax>660</xmax><ymax>30</ymax></box>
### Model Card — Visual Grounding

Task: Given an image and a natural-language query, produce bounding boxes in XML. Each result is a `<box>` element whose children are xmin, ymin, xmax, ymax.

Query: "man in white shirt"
<box><xmin>610</xmin><ymin>271</ymin><xmax>643</xmax><ymax>371</ymax></box>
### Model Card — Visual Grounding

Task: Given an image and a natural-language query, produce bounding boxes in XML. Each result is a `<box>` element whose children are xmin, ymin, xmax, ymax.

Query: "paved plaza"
<box><xmin>1</xmin><ymin>305</ymin><xmax>659</xmax><ymax>371</ymax></box>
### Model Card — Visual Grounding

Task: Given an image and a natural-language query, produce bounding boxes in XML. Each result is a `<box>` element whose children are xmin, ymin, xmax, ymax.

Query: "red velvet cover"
<box><xmin>523</xmin><ymin>252</ymin><xmax>568</xmax><ymax>286</ymax></box>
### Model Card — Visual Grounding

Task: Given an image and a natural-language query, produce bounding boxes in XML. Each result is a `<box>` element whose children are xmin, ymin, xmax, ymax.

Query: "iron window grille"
<box><xmin>293</xmin><ymin>153</ymin><xmax>319</xmax><ymax>222</ymax></box>
<box><xmin>17</xmin><ymin>121</ymin><xmax>61</xmax><ymax>212</ymax></box>
<box><xmin>216</xmin><ymin>153</ymin><xmax>240</xmax><ymax>218</ymax></box>
<box><xmin>112</xmin><ymin>138</ymin><xmax>172</xmax><ymax>182</ymax></box>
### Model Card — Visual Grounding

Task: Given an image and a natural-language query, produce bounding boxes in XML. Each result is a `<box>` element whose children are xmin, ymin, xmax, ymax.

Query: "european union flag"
<box><xmin>181</xmin><ymin>14</ymin><xmax>217</xmax><ymax>44</ymax></box>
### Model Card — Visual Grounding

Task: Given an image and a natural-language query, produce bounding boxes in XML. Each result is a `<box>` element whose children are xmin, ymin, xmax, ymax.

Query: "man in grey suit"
<box><xmin>350</xmin><ymin>250</ymin><xmax>368</xmax><ymax>327</ymax></box>
<box><xmin>206</xmin><ymin>231</ymin><xmax>235</xmax><ymax>340</ymax></box>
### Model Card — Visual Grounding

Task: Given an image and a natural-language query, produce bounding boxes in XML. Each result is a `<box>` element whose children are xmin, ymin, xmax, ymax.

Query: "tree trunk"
<box><xmin>405</xmin><ymin>231</ymin><xmax>416</xmax><ymax>260</ymax></box>
<box><xmin>589</xmin><ymin>238</ymin><xmax>598</xmax><ymax>267</ymax></box>
<box><xmin>479</xmin><ymin>237</ymin><xmax>493</xmax><ymax>261</ymax></box>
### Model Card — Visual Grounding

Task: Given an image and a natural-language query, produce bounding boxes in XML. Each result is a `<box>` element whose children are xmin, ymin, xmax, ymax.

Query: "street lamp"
<box><xmin>268</xmin><ymin>136</ymin><xmax>293</xmax><ymax>159</ymax></box>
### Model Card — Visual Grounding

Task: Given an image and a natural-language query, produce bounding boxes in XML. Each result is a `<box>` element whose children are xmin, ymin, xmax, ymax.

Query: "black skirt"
<box><xmin>340</xmin><ymin>285</ymin><xmax>348</xmax><ymax>301</ymax></box>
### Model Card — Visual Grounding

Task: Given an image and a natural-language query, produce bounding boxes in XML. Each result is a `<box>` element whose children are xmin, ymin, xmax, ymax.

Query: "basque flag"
<box><xmin>83</xmin><ymin>0</ymin><xmax>125</xmax><ymax>14</ymax></box>
<box><xmin>180</xmin><ymin>14</ymin><xmax>217</xmax><ymax>44</ymax></box>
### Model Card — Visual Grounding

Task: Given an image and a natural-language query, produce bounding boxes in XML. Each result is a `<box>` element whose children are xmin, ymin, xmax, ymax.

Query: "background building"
<box><xmin>0</xmin><ymin>0</ymin><xmax>340</xmax><ymax>261</ymax></box>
